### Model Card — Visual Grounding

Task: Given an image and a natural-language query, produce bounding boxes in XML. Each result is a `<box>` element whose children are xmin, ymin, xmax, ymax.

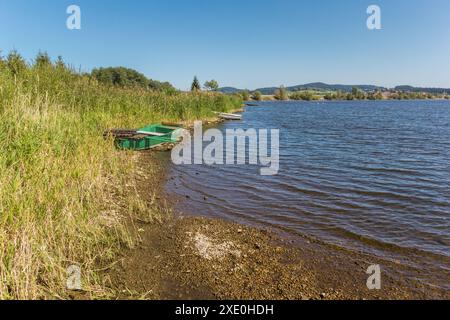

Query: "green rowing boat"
<box><xmin>108</xmin><ymin>124</ymin><xmax>184</xmax><ymax>151</ymax></box>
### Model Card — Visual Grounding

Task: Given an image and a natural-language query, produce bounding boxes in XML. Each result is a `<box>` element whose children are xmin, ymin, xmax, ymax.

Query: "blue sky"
<box><xmin>1</xmin><ymin>0</ymin><xmax>450</xmax><ymax>90</ymax></box>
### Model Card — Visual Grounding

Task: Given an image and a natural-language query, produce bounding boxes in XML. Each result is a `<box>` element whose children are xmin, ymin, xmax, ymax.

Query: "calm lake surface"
<box><xmin>166</xmin><ymin>100</ymin><xmax>450</xmax><ymax>288</ymax></box>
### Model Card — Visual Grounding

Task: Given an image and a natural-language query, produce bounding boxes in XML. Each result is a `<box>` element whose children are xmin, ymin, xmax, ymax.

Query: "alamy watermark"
<box><xmin>171</xmin><ymin>122</ymin><xmax>280</xmax><ymax>176</ymax></box>
<box><xmin>66</xmin><ymin>5</ymin><xmax>81</xmax><ymax>30</ymax></box>
<box><xmin>65</xmin><ymin>5</ymin><xmax>380</xmax><ymax>31</ymax></box>
<box><xmin>66</xmin><ymin>265</ymin><xmax>82</xmax><ymax>291</ymax></box>
<box><xmin>366</xmin><ymin>264</ymin><xmax>382</xmax><ymax>290</ymax></box>
<box><xmin>367</xmin><ymin>5</ymin><xmax>382</xmax><ymax>30</ymax></box>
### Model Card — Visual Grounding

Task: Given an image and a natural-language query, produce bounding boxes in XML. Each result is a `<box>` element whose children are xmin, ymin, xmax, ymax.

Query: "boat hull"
<box><xmin>218</xmin><ymin>113</ymin><xmax>242</xmax><ymax>120</ymax></box>
<box><xmin>115</xmin><ymin>124</ymin><xmax>183</xmax><ymax>151</ymax></box>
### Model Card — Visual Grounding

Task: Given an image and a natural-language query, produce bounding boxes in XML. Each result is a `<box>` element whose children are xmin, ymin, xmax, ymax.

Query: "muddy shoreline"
<box><xmin>107</xmin><ymin>152</ymin><xmax>448</xmax><ymax>300</ymax></box>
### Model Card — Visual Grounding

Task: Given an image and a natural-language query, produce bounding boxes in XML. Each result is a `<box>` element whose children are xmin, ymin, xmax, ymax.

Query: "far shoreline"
<box><xmin>244</xmin><ymin>96</ymin><xmax>450</xmax><ymax>103</ymax></box>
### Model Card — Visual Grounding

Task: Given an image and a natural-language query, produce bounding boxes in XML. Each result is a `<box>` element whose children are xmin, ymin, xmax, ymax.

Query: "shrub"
<box><xmin>290</xmin><ymin>91</ymin><xmax>318</xmax><ymax>101</ymax></box>
<box><xmin>204</xmin><ymin>79</ymin><xmax>219</xmax><ymax>91</ymax></box>
<box><xmin>239</xmin><ymin>90</ymin><xmax>250</xmax><ymax>101</ymax></box>
<box><xmin>274</xmin><ymin>86</ymin><xmax>288</xmax><ymax>100</ymax></box>
<box><xmin>252</xmin><ymin>91</ymin><xmax>262</xmax><ymax>101</ymax></box>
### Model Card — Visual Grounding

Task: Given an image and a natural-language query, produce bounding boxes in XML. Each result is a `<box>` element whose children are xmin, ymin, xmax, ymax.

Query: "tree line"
<box><xmin>191</xmin><ymin>76</ymin><xmax>219</xmax><ymax>92</ymax></box>
<box><xmin>231</xmin><ymin>85</ymin><xmax>450</xmax><ymax>101</ymax></box>
<box><xmin>91</xmin><ymin>67</ymin><xmax>176</xmax><ymax>93</ymax></box>
<box><xmin>0</xmin><ymin>50</ymin><xmax>177</xmax><ymax>93</ymax></box>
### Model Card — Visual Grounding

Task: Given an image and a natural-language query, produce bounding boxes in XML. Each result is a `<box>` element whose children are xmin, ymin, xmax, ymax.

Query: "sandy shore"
<box><xmin>104</xmin><ymin>152</ymin><xmax>448</xmax><ymax>300</ymax></box>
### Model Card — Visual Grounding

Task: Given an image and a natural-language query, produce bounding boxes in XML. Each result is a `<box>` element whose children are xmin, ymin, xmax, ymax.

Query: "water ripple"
<box><xmin>166</xmin><ymin>100</ymin><xmax>450</xmax><ymax>288</ymax></box>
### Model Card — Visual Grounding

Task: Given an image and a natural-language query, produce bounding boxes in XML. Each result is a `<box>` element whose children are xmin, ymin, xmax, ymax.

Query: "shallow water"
<box><xmin>166</xmin><ymin>100</ymin><xmax>450</xmax><ymax>289</ymax></box>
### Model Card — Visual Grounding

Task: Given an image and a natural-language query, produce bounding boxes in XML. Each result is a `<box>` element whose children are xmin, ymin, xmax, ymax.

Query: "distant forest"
<box><xmin>218</xmin><ymin>82</ymin><xmax>450</xmax><ymax>96</ymax></box>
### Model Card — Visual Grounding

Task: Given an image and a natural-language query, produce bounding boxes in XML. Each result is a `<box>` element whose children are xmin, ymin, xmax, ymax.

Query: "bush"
<box><xmin>274</xmin><ymin>86</ymin><xmax>288</xmax><ymax>100</ymax></box>
<box><xmin>204</xmin><ymin>79</ymin><xmax>219</xmax><ymax>91</ymax></box>
<box><xmin>252</xmin><ymin>91</ymin><xmax>262</xmax><ymax>101</ymax></box>
<box><xmin>351</xmin><ymin>87</ymin><xmax>366</xmax><ymax>100</ymax></box>
<box><xmin>290</xmin><ymin>91</ymin><xmax>318</xmax><ymax>101</ymax></box>
<box><xmin>239</xmin><ymin>90</ymin><xmax>250</xmax><ymax>101</ymax></box>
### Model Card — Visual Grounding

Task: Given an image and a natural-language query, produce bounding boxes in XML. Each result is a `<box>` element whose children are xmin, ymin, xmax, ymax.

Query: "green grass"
<box><xmin>0</xmin><ymin>57</ymin><xmax>241</xmax><ymax>299</ymax></box>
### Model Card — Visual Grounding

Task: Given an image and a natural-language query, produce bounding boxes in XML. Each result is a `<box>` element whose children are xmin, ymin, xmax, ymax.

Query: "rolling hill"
<box><xmin>217</xmin><ymin>83</ymin><xmax>450</xmax><ymax>95</ymax></box>
<box><xmin>218</xmin><ymin>82</ymin><xmax>386</xmax><ymax>95</ymax></box>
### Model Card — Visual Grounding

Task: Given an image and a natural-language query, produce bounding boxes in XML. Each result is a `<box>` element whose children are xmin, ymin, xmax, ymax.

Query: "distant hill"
<box><xmin>216</xmin><ymin>87</ymin><xmax>242</xmax><ymax>94</ymax></box>
<box><xmin>218</xmin><ymin>83</ymin><xmax>450</xmax><ymax>95</ymax></box>
<box><xmin>260</xmin><ymin>83</ymin><xmax>386</xmax><ymax>94</ymax></box>
<box><xmin>253</xmin><ymin>87</ymin><xmax>278</xmax><ymax>95</ymax></box>
<box><xmin>218</xmin><ymin>82</ymin><xmax>386</xmax><ymax>95</ymax></box>
<box><xmin>286</xmin><ymin>82</ymin><xmax>385</xmax><ymax>93</ymax></box>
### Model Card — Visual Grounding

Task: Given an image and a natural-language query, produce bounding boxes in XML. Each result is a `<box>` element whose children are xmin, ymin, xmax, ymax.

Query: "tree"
<box><xmin>7</xmin><ymin>50</ymin><xmax>27</xmax><ymax>76</ymax></box>
<box><xmin>34</xmin><ymin>51</ymin><xmax>52</xmax><ymax>68</ymax></box>
<box><xmin>373</xmin><ymin>90</ymin><xmax>383</xmax><ymax>100</ymax></box>
<box><xmin>149</xmin><ymin>80</ymin><xmax>177</xmax><ymax>93</ymax></box>
<box><xmin>55</xmin><ymin>56</ymin><xmax>66</xmax><ymax>70</ymax></box>
<box><xmin>252</xmin><ymin>91</ymin><xmax>262</xmax><ymax>101</ymax></box>
<box><xmin>191</xmin><ymin>76</ymin><xmax>201</xmax><ymax>92</ymax></box>
<box><xmin>91</xmin><ymin>66</ymin><xmax>176</xmax><ymax>92</ymax></box>
<box><xmin>367</xmin><ymin>92</ymin><xmax>376</xmax><ymax>100</ymax></box>
<box><xmin>352</xmin><ymin>87</ymin><xmax>365</xmax><ymax>100</ymax></box>
<box><xmin>290</xmin><ymin>91</ymin><xmax>316</xmax><ymax>101</ymax></box>
<box><xmin>274</xmin><ymin>86</ymin><xmax>288</xmax><ymax>100</ymax></box>
<box><xmin>335</xmin><ymin>90</ymin><xmax>345</xmax><ymax>100</ymax></box>
<box><xmin>92</xmin><ymin>67</ymin><xmax>148</xmax><ymax>87</ymax></box>
<box><xmin>240</xmin><ymin>90</ymin><xmax>250</xmax><ymax>101</ymax></box>
<box><xmin>324</xmin><ymin>93</ymin><xmax>334</xmax><ymax>100</ymax></box>
<box><xmin>204</xmin><ymin>79</ymin><xmax>219</xmax><ymax>91</ymax></box>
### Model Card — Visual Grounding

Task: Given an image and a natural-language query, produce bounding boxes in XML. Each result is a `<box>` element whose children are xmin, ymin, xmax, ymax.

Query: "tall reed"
<box><xmin>0</xmin><ymin>54</ymin><xmax>241</xmax><ymax>299</ymax></box>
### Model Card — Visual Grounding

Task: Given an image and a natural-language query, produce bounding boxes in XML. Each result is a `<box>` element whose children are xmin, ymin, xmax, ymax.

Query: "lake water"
<box><xmin>166</xmin><ymin>100</ymin><xmax>450</xmax><ymax>288</ymax></box>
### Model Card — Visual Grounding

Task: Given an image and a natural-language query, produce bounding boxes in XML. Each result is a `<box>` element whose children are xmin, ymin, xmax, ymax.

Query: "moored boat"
<box><xmin>216</xmin><ymin>112</ymin><xmax>242</xmax><ymax>120</ymax></box>
<box><xmin>105</xmin><ymin>124</ymin><xmax>184</xmax><ymax>151</ymax></box>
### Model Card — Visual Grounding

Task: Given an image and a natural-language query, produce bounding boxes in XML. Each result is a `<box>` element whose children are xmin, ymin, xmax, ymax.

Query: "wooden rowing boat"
<box><xmin>216</xmin><ymin>112</ymin><xmax>242</xmax><ymax>120</ymax></box>
<box><xmin>106</xmin><ymin>124</ymin><xmax>184</xmax><ymax>151</ymax></box>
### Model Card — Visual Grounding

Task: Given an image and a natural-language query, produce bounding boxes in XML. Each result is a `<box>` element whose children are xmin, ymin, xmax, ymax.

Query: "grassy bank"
<box><xmin>0</xmin><ymin>54</ymin><xmax>241</xmax><ymax>299</ymax></box>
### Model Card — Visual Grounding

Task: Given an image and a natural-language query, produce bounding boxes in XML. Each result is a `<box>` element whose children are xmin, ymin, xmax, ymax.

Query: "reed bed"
<box><xmin>0</xmin><ymin>56</ymin><xmax>241</xmax><ymax>299</ymax></box>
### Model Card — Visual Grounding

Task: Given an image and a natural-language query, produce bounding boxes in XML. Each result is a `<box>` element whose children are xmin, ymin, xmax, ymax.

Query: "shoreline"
<box><xmin>104</xmin><ymin>152</ymin><xmax>449</xmax><ymax>300</ymax></box>
<box><xmin>246</xmin><ymin>97</ymin><xmax>450</xmax><ymax>102</ymax></box>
